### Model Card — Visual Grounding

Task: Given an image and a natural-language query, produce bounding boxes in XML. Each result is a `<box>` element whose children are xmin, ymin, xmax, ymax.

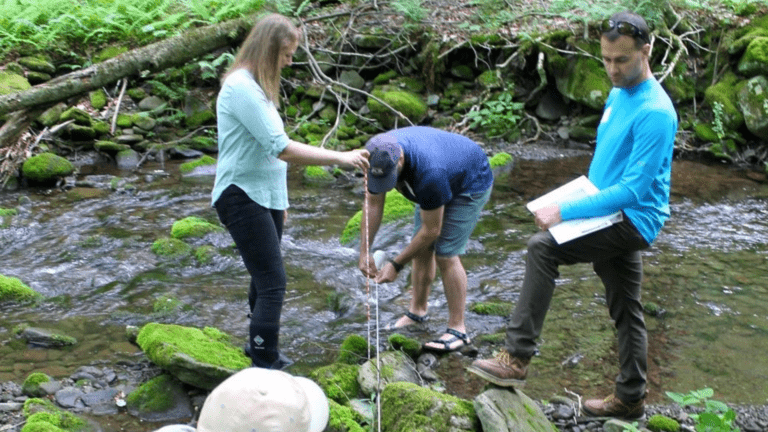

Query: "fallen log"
<box><xmin>0</xmin><ymin>15</ymin><xmax>254</xmax><ymax>119</ymax></box>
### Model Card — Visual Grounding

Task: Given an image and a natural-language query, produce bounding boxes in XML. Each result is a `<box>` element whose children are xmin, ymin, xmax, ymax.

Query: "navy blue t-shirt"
<box><xmin>386</xmin><ymin>126</ymin><xmax>493</xmax><ymax>210</ymax></box>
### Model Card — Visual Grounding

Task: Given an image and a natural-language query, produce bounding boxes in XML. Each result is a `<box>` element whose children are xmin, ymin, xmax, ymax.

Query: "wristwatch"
<box><xmin>389</xmin><ymin>259</ymin><xmax>404</xmax><ymax>273</ymax></box>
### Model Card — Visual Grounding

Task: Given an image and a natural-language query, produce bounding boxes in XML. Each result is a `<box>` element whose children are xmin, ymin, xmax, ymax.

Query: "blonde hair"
<box><xmin>223</xmin><ymin>14</ymin><xmax>300</xmax><ymax>106</ymax></box>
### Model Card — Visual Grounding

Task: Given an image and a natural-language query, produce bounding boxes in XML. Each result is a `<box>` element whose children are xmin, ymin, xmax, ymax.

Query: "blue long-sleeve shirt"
<box><xmin>560</xmin><ymin>78</ymin><xmax>677</xmax><ymax>244</ymax></box>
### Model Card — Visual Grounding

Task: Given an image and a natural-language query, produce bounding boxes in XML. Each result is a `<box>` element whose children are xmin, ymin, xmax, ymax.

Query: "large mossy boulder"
<box><xmin>378</xmin><ymin>381</ymin><xmax>479</xmax><ymax>432</ymax></box>
<box><xmin>0</xmin><ymin>274</ymin><xmax>42</xmax><ymax>303</ymax></box>
<box><xmin>22</xmin><ymin>153</ymin><xmax>75</xmax><ymax>184</ymax></box>
<box><xmin>738</xmin><ymin>37</ymin><xmax>768</xmax><ymax>77</ymax></box>
<box><xmin>340</xmin><ymin>190</ymin><xmax>414</xmax><ymax>245</ymax></box>
<box><xmin>0</xmin><ymin>70</ymin><xmax>31</xmax><ymax>95</ymax></box>
<box><xmin>738</xmin><ymin>75</ymin><xmax>768</xmax><ymax>140</ymax></box>
<box><xmin>367</xmin><ymin>88</ymin><xmax>428</xmax><ymax>129</ymax></box>
<box><xmin>310</xmin><ymin>363</ymin><xmax>362</xmax><ymax>404</ymax></box>
<box><xmin>704</xmin><ymin>72</ymin><xmax>745</xmax><ymax>131</ymax></box>
<box><xmin>135</xmin><ymin>323</ymin><xmax>250</xmax><ymax>390</ymax></box>
<box><xmin>554</xmin><ymin>56</ymin><xmax>612</xmax><ymax>111</ymax></box>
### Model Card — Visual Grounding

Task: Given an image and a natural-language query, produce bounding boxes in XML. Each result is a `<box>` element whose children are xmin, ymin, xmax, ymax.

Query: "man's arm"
<box><xmin>359</xmin><ymin>191</ymin><xmax>386</xmax><ymax>278</ymax></box>
<box><xmin>375</xmin><ymin>205</ymin><xmax>443</xmax><ymax>284</ymax></box>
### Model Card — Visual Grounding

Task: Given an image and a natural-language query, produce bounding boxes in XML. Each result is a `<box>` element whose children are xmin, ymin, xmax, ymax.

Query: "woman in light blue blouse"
<box><xmin>212</xmin><ymin>14</ymin><xmax>369</xmax><ymax>369</ymax></box>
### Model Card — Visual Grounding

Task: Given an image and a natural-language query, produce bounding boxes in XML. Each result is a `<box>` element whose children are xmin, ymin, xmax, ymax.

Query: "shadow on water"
<box><xmin>1</xmin><ymin>151</ymin><xmax>768</xmax><ymax>429</ymax></box>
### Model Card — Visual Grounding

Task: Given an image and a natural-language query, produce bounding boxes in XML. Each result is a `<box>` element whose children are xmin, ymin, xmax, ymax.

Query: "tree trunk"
<box><xmin>0</xmin><ymin>15</ymin><xmax>254</xmax><ymax>120</ymax></box>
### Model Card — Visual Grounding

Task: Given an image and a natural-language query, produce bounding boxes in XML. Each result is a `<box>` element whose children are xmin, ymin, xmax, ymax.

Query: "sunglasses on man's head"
<box><xmin>601</xmin><ymin>19</ymin><xmax>649</xmax><ymax>43</ymax></box>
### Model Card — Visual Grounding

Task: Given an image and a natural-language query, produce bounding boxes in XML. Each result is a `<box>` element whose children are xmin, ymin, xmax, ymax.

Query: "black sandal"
<box><xmin>383</xmin><ymin>311</ymin><xmax>429</xmax><ymax>331</ymax></box>
<box><xmin>423</xmin><ymin>328</ymin><xmax>470</xmax><ymax>353</ymax></box>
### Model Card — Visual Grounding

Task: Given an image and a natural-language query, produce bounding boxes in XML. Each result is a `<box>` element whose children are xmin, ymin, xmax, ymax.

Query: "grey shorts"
<box><xmin>413</xmin><ymin>187</ymin><xmax>492</xmax><ymax>257</ymax></box>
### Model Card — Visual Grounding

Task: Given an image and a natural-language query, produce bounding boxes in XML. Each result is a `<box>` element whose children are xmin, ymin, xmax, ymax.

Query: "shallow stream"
<box><xmin>1</xmin><ymin>145</ymin><xmax>767</xmax><ymax>430</ymax></box>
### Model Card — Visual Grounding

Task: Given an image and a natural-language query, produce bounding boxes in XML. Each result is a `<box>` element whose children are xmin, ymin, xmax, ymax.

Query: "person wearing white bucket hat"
<box><xmin>152</xmin><ymin>368</ymin><xmax>329</xmax><ymax>432</ymax></box>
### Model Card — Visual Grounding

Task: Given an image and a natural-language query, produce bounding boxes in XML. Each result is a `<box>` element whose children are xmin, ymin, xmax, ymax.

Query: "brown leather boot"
<box><xmin>466</xmin><ymin>350</ymin><xmax>529</xmax><ymax>387</ymax></box>
<box><xmin>582</xmin><ymin>393</ymin><xmax>645</xmax><ymax>420</ymax></box>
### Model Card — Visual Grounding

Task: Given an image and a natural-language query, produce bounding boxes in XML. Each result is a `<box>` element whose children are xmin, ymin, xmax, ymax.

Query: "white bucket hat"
<box><xmin>196</xmin><ymin>368</ymin><xmax>329</xmax><ymax>432</ymax></box>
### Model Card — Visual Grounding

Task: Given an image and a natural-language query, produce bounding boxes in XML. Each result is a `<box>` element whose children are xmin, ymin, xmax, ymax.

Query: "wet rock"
<box><xmin>474</xmin><ymin>387</ymin><xmax>553</xmax><ymax>432</ymax></box>
<box><xmin>536</xmin><ymin>87</ymin><xmax>569</xmax><ymax>120</ymax></box>
<box><xmin>19</xmin><ymin>326</ymin><xmax>77</xmax><ymax>348</ymax></box>
<box><xmin>82</xmin><ymin>388</ymin><xmax>121</xmax><ymax>415</ymax></box>
<box><xmin>116</xmin><ymin>149</ymin><xmax>140</xmax><ymax>170</ymax></box>
<box><xmin>55</xmin><ymin>387</ymin><xmax>86</xmax><ymax>409</ymax></box>
<box><xmin>358</xmin><ymin>351</ymin><xmax>421</xmax><ymax>395</ymax></box>
<box><xmin>126</xmin><ymin>374</ymin><xmax>193</xmax><ymax>422</ymax></box>
<box><xmin>139</xmin><ymin>96</ymin><xmax>166</xmax><ymax>111</ymax></box>
<box><xmin>380</xmin><ymin>381</ymin><xmax>479</xmax><ymax>432</ymax></box>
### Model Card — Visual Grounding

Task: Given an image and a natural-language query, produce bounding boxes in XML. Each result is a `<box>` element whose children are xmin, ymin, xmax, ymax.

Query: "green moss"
<box><xmin>738</xmin><ymin>37</ymin><xmax>768</xmax><ymax>76</ymax></box>
<box><xmin>704</xmin><ymin>73</ymin><xmax>745</xmax><ymax>130</ymax></box>
<box><xmin>89</xmin><ymin>89</ymin><xmax>107</xmax><ymax>110</ymax></box>
<box><xmin>94</xmin><ymin>140</ymin><xmax>131</xmax><ymax>153</ymax></box>
<box><xmin>477</xmin><ymin>70</ymin><xmax>502</xmax><ymax>89</ymax></box>
<box><xmin>94</xmin><ymin>45</ymin><xmax>128</xmax><ymax>63</ymax></box>
<box><xmin>470</xmin><ymin>301</ymin><xmax>513</xmax><ymax>316</ymax></box>
<box><xmin>60</xmin><ymin>108</ymin><xmax>92</xmax><ymax>126</ymax></box>
<box><xmin>185</xmin><ymin>109</ymin><xmax>215</xmax><ymax>128</ymax></box>
<box><xmin>328</xmin><ymin>399</ymin><xmax>366</xmax><ymax>432</ymax></box>
<box><xmin>694</xmin><ymin>123</ymin><xmax>719</xmax><ymax>142</ymax></box>
<box><xmin>340</xmin><ymin>190</ymin><xmax>414</xmax><ymax>245</ymax></box>
<box><xmin>21</xmin><ymin>396</ymin><xmax>89</xmax><ymax>432</ymax></box>
<box><xmin>338</xmin><ymin>334</ymin><xmax>370</xmax><ymax>364</ymax></box>
<box><xmin>22</xmin><ymin>153</ymin><xmax>74</xmax><ymax>182</ymax></box>
<box><xmin>310</xmin><ymin>363</ymin><xmax>362</xmax><ymax>403</ymax></box>
<box><xmin>194</xmin><ymin>245</ymin><xmax>216</xmax><ymax>264</ymax></box>
<box><xmin>0</xmin><ymin>70</ymin><xmax>31</xmax><ymax>96</ymax></box>
<box><xmin>560</xmin><ymin>56</ymin><xmax>612</xmax><ymax>110</ymax></box>
<box><xmin>125</xmin><ymin>374</ymin><xmax>177</xmax><ymax>413</ymax></box>
<box><xmin>373</xmin><ymin>70</ymin><xmax>398</xmax><ymax>85</ymax></box>
<box><xmin>0</xmin><ymin>273</ymin><xmax>42</xmax><ymax>302</ymax></box>
<box><xmin>647</xmin><ymin>414</ymin><xmax>680</xmax><ymax>432</ymax></box>
<box><xmin>22</xmin><ymin>373</ymin><xmax>51</xmax><ymax>396</ymax></box>
<box><xmin>116</xmin><ymin>113</ymin><xmax>132</xmax><ymax>128</ymax></box>
<box><xmin>0</xmin><ymin>207</ymin><xmax>17</xmax><ymax>216</ymax></box>
<box><xmin>367</xmin><ymin>89</ymin><xmax>428</xmax><ymax>128</ymax></box>
<box><xmin>488</xmin><ymin>152</ymin><xmax>513</xmax><ymax>168</ymax></box>
<box><xmin>179</xmin><ymin>155</ymin><xmax>216</xmax><ymax>174</ymax></box>
<box><xmin>379</xmin><ymin>382</ymin><xmax>478</xmax><ymax>432</ymax></box>
<box><xmin>478</xmin><ymin>332</ymin><xmax>505</xmax><ymax>344</ymax></box>
<box><xmin>153</xmin><ymin>295</ymin><xmax>182</xmax><ymax>314</ymax></box>
<box><xmin>170</xmin><ymin>216</ymin><xmax>222</xmax><ymax>239</ymax></box>
<box><xmin>387</xmin><ymin>333</ymin><xmax>421</xmax><ymax>358</ymax></box>
<box><xmin>136</xmin><ymin>323</ymin><xmax>250</xmax><ymax>372</ymax></box>
<box><xmin>304</xmin><ymin>165</ymin><xmax>334</xmax><ymax>182</ymax></box>
<box><xmin>150</xmin><ymin>238</ymin><xmax>193</xmax><ymax>257</ymax></box>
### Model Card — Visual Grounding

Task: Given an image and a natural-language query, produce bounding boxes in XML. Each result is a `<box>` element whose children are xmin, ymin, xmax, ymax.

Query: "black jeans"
<box><xmin>214</xmin><ymin>184</ymin><xmax>285</xmax><ymax>368</ymax></box>
<box><xmin>505</xmin><ymin>216</ymin><xmax>650</xmax><ymax>402</ymax></box>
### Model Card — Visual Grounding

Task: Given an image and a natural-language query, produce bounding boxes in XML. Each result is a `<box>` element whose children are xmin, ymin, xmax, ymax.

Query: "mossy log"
<box><xmin>0</xmin><ymin>15</ymin><xmax>255</xmax><ymax>137</ymax></box>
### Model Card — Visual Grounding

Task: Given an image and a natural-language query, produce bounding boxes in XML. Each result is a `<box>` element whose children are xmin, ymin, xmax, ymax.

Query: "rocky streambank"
<box><xmin>1</xmin><ymin>322</ymin><xmax>767</xmax><ymax>432</ymax></box>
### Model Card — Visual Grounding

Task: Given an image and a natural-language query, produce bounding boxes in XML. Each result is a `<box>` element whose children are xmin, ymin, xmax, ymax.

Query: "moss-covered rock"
<box><xmin>738</xmin><ymin>37</ymin><xmax>768</xmax><ymax>77</ymax></box>
<box><xmin>387</xmin><ymin>333</ymin><xmax>421</xmax><ymax>358</ymax></box>
<box><xmin>17</xmin><ymin>56</ymin><xmax>55</xmax><ymax>74</ymax></box>
<box><xmin>338</xmin><ymin>334</ymin><xmax>370</xmax><ymax>365</ymax></box>
<box><xmin>647</xmin><ymin>414</ymin><xmax>680</xmax><ymax>432</ymax></box>
<box><xmin>170</xmin><ymin>216</ymin><xmax>223</xmax><ymax>239</ymax></box>
<box><xmin>303</xmin><ymin>165</ymin><xmax>335</xmax><ymax>186</ymax></box>
<box><xmin>367</xmin><ymin>88</ymin><xmax>428</xmax><ymax>129</ymax></box>
<box><xmin>184</xmin><ymin>109</ymin><xmax>215</xmax><ymax>128</ymax></box>
<box><xmin>22</xmin><ymin>373</ymin><xmax>53</xmax><ymax>398</ymax></box>
<box><xmin>0</xmin><ymin>70</ymin><xmax>31</xmax><ymax>96</ymax></box>
<box><xmin>22</xmin><ymin>397</ymin><xmax>95</xmax><ymax>431</ymax></box>
<box><xmin>476</xmin><ymin>69</ymin><xmax>503</xmax><ymax>90</ymax></box>
<box><xmin>737</xmin><ymin>75</ymin><xmax>768</xmax><ymax>140</ymax></box>
<box><xmin>340</xmin><ymin>190</ymin><xmax>415</xmax><ymax>245</ymax></box>
<box><xmin>194</xmin><ymin>245</ymin><xmax>216</xmax><ymax>264</ymax></box>
<box><xmin>704</xmin><ymin>73</ymin><xmax>745</xmax><ymax>130</ymax></box>
<box><xmin>94</xmin><ymin>140</ymin><xmax>131</xmax><ymax>154</ymax></box>
<box><xmin>37</xmin><ymin>103</ymin><xmax>66</xmax><ymax>127</ymax></box>
<box><xmin>328</xmin><ymin>399</ymin><xmax>367</xmax><ymax>432</ymax></box>
<box><xmin>22</xmin><ymin>153</ymin><xmax>74</xmax><ymax>183</ymax></box>
<box><xmin>89</xmin><ymin>89</ymin><xmax>107</xmax><ymax>110</ymax></box>
<box><xmin>60</xmin><ymin>107</ymin><xmax>92</xmax><ymax>126</ymax></box>
<box><xmin>125</xmin><ymin>374</ymin><xmax>193</xmax><ymax>421</ymax></box>
<box><xmin>379</xmin><ymin>381</ymin><xmax>479</xmax><ymax>432</ymax></box>
<box><xmin>310</xmin><ymin>363</ymin><xmax>362</xmax><ymax>403</ymax></box>
<box><xmin>135</xmin><ymin>323</ymin><xmax>250</xmax><ymax>389</ymax></box>
<box><xmin>178</xmin><ymin>155</ymin><xmax>216</xmax><ymax>174</ymax></box>
<box><xmin>555</xmin><ymin>55</ymin><xmax>612</xmax><ymax>111</ymax></box>
<box><xmin>0</xmin><ymin>273</ymin><xmax>41</xmax><ymax>303</ymax></box>
<box><xmin>151</xmin><ymin>238</ymin><xmax>193</xmax><ymax>258</ymax></box>
<box><xmin>694</xmin><ymin>123</ymin><xmax>720</xmax><ymax>142</ymax></box>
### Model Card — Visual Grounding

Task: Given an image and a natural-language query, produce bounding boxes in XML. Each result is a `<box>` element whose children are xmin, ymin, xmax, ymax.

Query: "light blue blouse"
<box><xmin>211</xmin><ymin>69</ymin><xmax>290</xmax><ymax>210</ymax></box>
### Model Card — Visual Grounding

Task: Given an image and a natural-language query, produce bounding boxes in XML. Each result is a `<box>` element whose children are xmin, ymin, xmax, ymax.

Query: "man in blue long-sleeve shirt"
<box><xmin>468</xmin><ymin>10</ymin><xmax>677</xmax><ymax>420</ymax></box>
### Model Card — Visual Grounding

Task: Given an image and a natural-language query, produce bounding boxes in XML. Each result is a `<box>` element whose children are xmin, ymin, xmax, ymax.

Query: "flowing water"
<box><xmin>1</xmin><ymin>146</ymin><xmax>767</xmax><ymax>429</ymax></box>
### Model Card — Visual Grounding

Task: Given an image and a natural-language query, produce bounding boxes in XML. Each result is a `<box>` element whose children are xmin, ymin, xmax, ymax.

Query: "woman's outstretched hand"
<box><xmin>340</xmin><ymin>149</ymin><xmax>369</xmax><ymax>171</ymax></box>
